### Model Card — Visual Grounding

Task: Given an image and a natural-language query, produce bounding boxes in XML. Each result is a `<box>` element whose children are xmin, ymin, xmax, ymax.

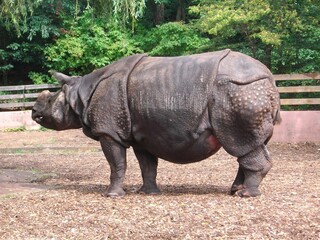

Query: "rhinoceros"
<box><xmin>32</xmin><ymin>49</ymin><xmax>281</xmax><ymax>197</ymax></box>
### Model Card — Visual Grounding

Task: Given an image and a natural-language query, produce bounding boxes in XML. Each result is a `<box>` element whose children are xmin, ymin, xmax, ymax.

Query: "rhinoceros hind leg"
<box><xmin>100</xmin><ymin>136</ymin><xmax>127</xmax><ymax>198</ymax></box>
<box><xmin>133</xmin><ymin>148</ymin><xmax>161</xmax><ymax>194</ymax></box>
<box><xmin>230</xmin><ymin>166</ymin><xmax>245</xmax><ymax>195</ymax></box>
<box><xmin>233</xmin><ymin>145</ymin><xmax>272</xmax><ymax>197</ymax></box>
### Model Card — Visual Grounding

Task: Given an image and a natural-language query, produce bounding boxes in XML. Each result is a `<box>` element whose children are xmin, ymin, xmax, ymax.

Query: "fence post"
<box><xmin>23</xmin><ymin>85</ymin><xmax>26</xmax><ymax>109</ymax></box>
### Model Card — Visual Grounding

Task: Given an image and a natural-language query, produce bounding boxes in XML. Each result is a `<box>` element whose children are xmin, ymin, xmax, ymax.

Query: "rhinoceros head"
<box><xmin>32</xmin><ymin>72</ymin><xmax>82</xmax><ymax>130</ymax></box>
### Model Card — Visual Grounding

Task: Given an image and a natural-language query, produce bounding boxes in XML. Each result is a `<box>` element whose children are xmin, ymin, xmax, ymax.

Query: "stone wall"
<box><xmin>0</xmin><ymin>111</ymin><xmax>40</xmax><ymax>130</ymax></box>
<box><xmin>271</xmin><ymin>111</ymin><xmax>320</xmax><ymax>143</ymax></box>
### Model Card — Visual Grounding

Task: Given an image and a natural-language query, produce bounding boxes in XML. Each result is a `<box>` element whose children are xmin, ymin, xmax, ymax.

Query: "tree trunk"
<box><xmin>176</xmin><ymin>0</ymin><xmax>186</xmax><ymax>22</ymax></box>
<box><xmin>264</xmin><ymin>45</ymin><xmax>272</xmax><ymax>70</ymax></box>
<box><xmin>3</xmin><ymin>71</ymin><xmax>8</xmax><ymax>86</ymax></box>
<box><xmin>0</xmin><ymin>31</ymin><xmax>8</xmax><ymax>85</ymax></box>
<box><xmin>149</xmin><ymin>1</ymin><xmax>165</xmax><ymax>26</ymax></box>
<box><xmin>154</xmin><ymin>3</ymin><xmax>164</xmax><ymax>25</ymax></box>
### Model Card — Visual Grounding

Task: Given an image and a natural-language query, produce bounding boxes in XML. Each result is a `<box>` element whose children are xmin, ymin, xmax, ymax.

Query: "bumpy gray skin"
<box><xmin>32</xmin><ymin>50</ymin><xmax>281</xmax><ymax>198</ymax></box>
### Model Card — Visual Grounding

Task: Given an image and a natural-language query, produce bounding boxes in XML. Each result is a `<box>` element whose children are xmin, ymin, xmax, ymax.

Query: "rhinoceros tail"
<box><xmin>273</xmin><ymin>108</ymin><xmax>281</xmax><ymax>125</ymax></box>
<box><xmin>273</xmin><ymin>104</ymin><xmax>282</xmax><ymax>125</ymax></box>
<box><xmin>270</xmin><ymin>76</ymin><xmax>281</xmax><ymax>125</ymax></box>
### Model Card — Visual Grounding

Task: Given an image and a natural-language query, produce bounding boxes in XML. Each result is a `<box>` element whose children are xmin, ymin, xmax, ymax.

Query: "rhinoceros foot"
<box><xmin>138</xmin><ymin>185</ymin><xmax>161</xmax><ymax>195</ymax></box>
<box><xmin>105</xmin><ymin>187</ymin><xmax>126</xmax><ymax>198</ymax></box>
<box><xmin>234</xmin><ymin>187</ymin><xmax>261</xmax><ymax>198</ymax></box>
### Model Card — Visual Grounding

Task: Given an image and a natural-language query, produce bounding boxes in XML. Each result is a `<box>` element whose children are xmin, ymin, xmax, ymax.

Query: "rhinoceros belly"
<box><xmin>130</xmin><ymin>114</ymin><xmax>221</xmax><ymax>164</ymax></box>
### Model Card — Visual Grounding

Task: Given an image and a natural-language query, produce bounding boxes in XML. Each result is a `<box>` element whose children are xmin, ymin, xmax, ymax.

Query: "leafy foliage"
<box><xmin>190</xmin><ymin>0</ymin><xmax>320</xmax><ymax>73</ymax></box>
<box><xmin>28</xmin><ymin>71</ymin><xmax>57</xmax><ymax>84</ymax></box>
<box><xmin>0</xmin><ymin>0</ymin><xmax>320</xmax><ymax>91</ymax></box>
<box><xmin>0</xmin><ymin>49</ymin><xmax>13</xmax><ymax>73</ymax></box>
<box><xmin>0</xmin><ymin>0</ymin><xmax>42</xmax><ymax>36</ymax></box>
<box><xmin>135</xmin><ymin>22</ymin><xmax>209</xmax><ymax>56</ymax></box>
<box><xmin>0</xmin><ymin>42</ymin><xmax>46</xmax><ymax>84</ymax></box>
<box><xmin>89</xmin><ymin>0</ymin><xmax>146</xmax><ymax>32</ymax></box>
<box><xmin>44</xmin><ymin>9</ymin><xmax>142</xmax><ymax>75</ymax></box>
<box><xmin>113</xmin><ymin>0</ymin><xmax>146</xmax><ymax>32</ymax></box>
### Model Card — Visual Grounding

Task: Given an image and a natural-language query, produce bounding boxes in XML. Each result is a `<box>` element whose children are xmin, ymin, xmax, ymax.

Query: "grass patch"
<box><xmin>4</xmin><ymin>126</ymin><xmax>27</xmax><ymax>132</ymax></box>
<box><xmin>14</xmin><ymin>149</ymin><xmax>28</xmax><ymax>154</ymax></box>
<box><xmin>0</xmin><ymin>194</ymin><xmax>17</xmax><ymax>200</ymax></box>
<box><xmin>38</xmin><ymin>126</ymin><xmax>51</xmax><ymax>131</ymax></box>
<box><xmin>1</xmin><ymin>126</ymin><xmax>51</xmax><ymax>133</ymax></box>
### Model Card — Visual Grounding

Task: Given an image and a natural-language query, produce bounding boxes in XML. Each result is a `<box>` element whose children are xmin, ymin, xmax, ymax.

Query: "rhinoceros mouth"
<box><xmin>31</xmin><ymin>109</ymin><xmax>44</xmax><ymax>123</ymax></box>
<box><xmin>34</xmin><ymin>116</ymin><xmax>44</xmax><ymax>123</ymax></box>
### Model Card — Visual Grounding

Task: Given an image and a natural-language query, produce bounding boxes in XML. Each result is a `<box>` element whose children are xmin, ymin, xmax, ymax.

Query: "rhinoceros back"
<box><xmin>128</xmin><ymin>50</ymin><xmax>230</xmax><ymax>115</ymax></box>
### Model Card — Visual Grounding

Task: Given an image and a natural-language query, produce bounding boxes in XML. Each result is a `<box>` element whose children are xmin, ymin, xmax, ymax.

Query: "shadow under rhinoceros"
<box><xmin>159</xmin><ymin>184</ymin><xmax>230</xmax><ymax>196</ymax></box>
<box><xmin>54</xmin><ymin>183</ymin><xmax>230</xmax><ymax>197</ymax></box>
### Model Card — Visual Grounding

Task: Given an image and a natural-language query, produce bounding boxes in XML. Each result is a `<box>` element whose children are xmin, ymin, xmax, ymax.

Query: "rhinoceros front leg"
<box><xmin>133</xmin><ymin>148</ymin><xmax>160</xmax><ymax>194</ymax></box>
<box><xmin>231</xmin><ymin>145</ymin><xmax>272</xmax><ymax>197</ymax></box>
<box><xmin>100</xmin><ymin>136</ymin><xmax>127</xmax><ymax>197</ymax></box>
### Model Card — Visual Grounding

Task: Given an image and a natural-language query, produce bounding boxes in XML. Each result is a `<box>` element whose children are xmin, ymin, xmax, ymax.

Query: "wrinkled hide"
<box><xmin>32</xmin><ymin>50</ymin><xmax>281</xmax><ymax>197</ymax></box>
<box><xmin>127</xmin><ymin>50</ymin><xmax>280</xmax><ymax>158</ymax></box>
<box><xmin>32</xmin><ymin>54</ymin><xmax>146</xmax><ymax>135</ymax></box>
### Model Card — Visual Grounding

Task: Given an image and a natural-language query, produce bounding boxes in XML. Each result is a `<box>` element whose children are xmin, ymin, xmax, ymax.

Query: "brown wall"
<box><xmin>271</xmin><ymin>111</ymin><xmax>320</xmax><ymax>143</ymax></box>
<box><xmin>0</xmin><ymin>111</ymin><xmax>40</xmax><ymax>130</ymax></box>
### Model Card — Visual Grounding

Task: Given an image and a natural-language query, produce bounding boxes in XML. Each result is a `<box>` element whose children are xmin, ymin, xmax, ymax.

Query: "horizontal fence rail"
<box><xmin>0</xmin><ymin>73</ymin><xmax>319</xmax><ymax>111</ymax></box>
<box><xmin>273</xmin><ymin>73</ymin><xmax>320</xmax><ymax>81</ymax></box>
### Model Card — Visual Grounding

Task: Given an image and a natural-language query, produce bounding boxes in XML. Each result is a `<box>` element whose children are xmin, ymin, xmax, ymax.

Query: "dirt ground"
<box><xmin>0</xmin><ymin>129</ymin><xmax>319</xmax><ymax>239</ymax></box>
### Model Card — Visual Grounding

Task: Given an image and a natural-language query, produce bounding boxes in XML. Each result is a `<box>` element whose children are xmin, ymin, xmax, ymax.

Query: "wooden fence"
<box><xmin>0</xmin><ymin>73</ymin><xmax>319</xmax><ymax>111</ymax></box>
<box><xmin>274</xmin><ymin>73</ymin><xmax>320</xmax><ymax>106</ymax></box>
<box><xmin>0</xmin><ymin>84</ymin><xmax>60</xmax><ymax>111</ymax></box>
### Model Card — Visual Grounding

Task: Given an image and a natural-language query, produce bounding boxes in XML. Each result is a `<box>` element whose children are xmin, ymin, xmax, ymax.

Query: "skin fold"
<box><xmin>32</xmin><ymin>50</ymin><xmax>281</xmax><ymax>198</ymax></box>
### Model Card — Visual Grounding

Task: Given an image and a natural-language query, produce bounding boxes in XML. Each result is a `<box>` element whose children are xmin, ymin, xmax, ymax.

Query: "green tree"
<box><xmin>0</xmin><ymin>1</ymin><xmax>77</xmax><ymax>85</ymax></box>
<box><xmin>0</xmin><ymin>0</ymin><xmax>42</xmax><ymax>36</ymax></box>
<box><xmin>44</xmin><ymin>8</ymin><xmax>142</xmax><ymax>75</ymax></box>
<box><xmin>273</xmin><ymin>0</ymin><xmax>320</xmax><ymax>73</ymax></box>
<box><xmin>113</xmin><ymin>0</ymin><xmax>146</xmax><ymax>32</ymax></box>
<box><xmin>190</xmin><ymin>0</ymin><xmax>320</xmax><ymax>73</ymax></box>
<box><xmin>0</xmin><ymin>0</ymin><xmax>145</xmax><ymax>84</ymax></box>
<box><xmin>90</xmin><ymin>0</ymin><xmax>146</xmax><ymax>33</ymax></box>
<box><xmin>135</xmin><ymin>22</ymin><xmax>209</xmax><ymax>56</ymax></box>
<box><xmin>1</xmin><ymin>0</ymin><xmax>320</xmax><ymax>86</ymax></box>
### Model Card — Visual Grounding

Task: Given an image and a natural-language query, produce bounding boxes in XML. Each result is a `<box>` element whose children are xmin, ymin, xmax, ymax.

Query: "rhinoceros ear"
<box><xmin>50</xmin><ymin>70</ymin><xmax>73</xmax><ymax>85</ymax></box>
